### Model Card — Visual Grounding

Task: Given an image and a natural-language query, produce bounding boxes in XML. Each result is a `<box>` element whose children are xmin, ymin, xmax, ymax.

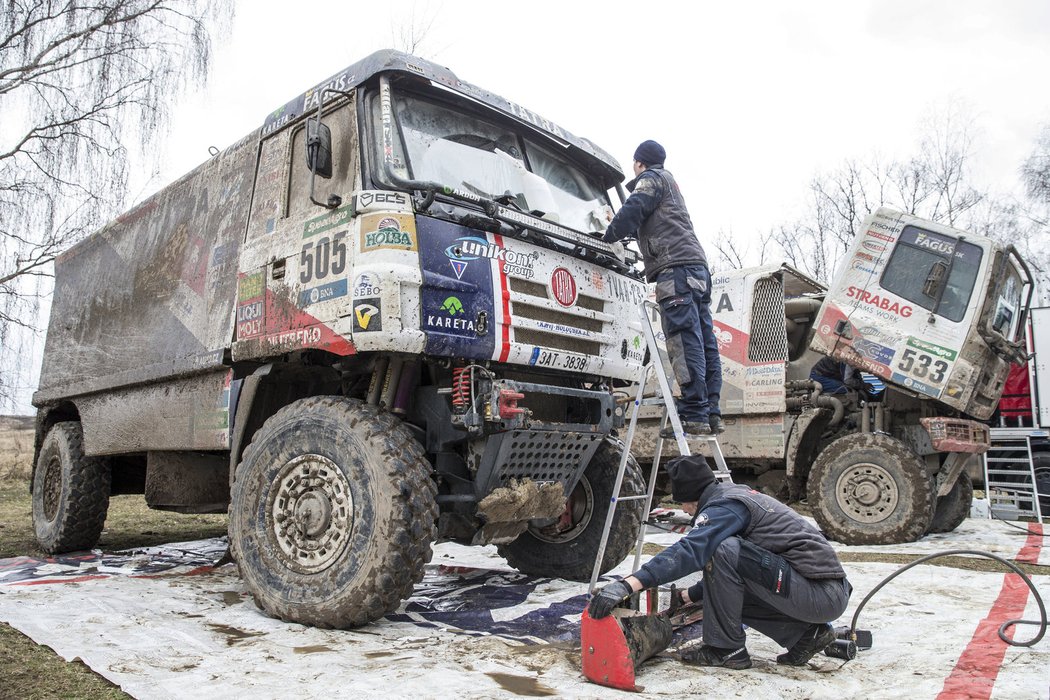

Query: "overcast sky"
<box><xmin>10</xmin><ymin>1</ymin><xmax>1050</xmax><ymax>413</ymax></box>
<box><xmin>155</xmin><ymin>0</ymin><xmax>1050</xmax><ymax>251</ymax></box>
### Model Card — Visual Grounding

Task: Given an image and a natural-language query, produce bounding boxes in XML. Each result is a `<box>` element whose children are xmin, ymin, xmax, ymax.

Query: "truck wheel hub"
<box><xmin>835</xmin><ymin>463</ymin><xmax>897</xmax><ymax>523</ymax></box>
<box><xmin>532</xmin><ymin>476</ymin><xmax>593</xmax><ymax>543</ymax></box>
<box><xmin>268</xmin><ymin>454</ymin><xmax>353</xmax><ymax>573</ymax></box>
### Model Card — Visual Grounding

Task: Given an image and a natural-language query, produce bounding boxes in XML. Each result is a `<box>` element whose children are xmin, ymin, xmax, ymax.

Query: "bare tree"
<box><xmin>0</xmin><ymin>0</ymin><xmax>232</xmax><ymax>406</ymax></box>
<box><xmin>713</xmin><ymin>227</ymin><xmax>773</xmax><ymax>271</ymax></box>
<box><xmin>772</xmin><ymin>103</ymin><xmax>995</xmax><ymax>283</ymax></box>
<box><xmin>390</xmin><ymin>3</ymin><xmax>443</xmax><ymax>57</ymax></box>
<box><xmin>1021</xmin><ymin>123</ymin><xmax>1050</xmax><ymax>227</ymax></box>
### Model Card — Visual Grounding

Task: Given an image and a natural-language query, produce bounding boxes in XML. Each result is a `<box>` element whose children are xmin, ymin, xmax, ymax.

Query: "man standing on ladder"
<box><xmin>603</xmin><ymin>140</ymin><xmax>722</xmax><ymax>436</ymax></box>
<box><xmin>588</xmin><ymin>456</ymin><xmax>853</xmax><ymax>669</ymax></box>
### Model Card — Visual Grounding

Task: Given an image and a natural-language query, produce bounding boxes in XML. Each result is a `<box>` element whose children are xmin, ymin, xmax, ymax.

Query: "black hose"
<box><xmin>849</xmin><ymin>549</ymin><xmax>1046</xmax><ymax>651</ymax></box>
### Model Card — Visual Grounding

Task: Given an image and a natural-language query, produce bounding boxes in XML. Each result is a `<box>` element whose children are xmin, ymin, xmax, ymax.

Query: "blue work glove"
<box><xmin>587</xmin><ymin>580</ymin><xmax>634</xmax><ymax>619</ymax></box>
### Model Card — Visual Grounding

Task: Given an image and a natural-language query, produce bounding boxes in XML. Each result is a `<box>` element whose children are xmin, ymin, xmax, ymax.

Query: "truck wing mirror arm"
<box><xmin>307</xmin><ymin>88</ymin><xmax>354</xmax><ymax>210</ymax></box>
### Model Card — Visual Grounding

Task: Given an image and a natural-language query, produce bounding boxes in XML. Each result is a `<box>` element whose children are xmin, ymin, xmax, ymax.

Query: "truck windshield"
<box><xmin>373</xmin><ymin>93</ymin><xmax>610</xmax><ymax>233</ymax></box>
<box><xmin>879</xmin><ymin>225</ymin><xmax>982</xmax><ymax>323</ymax></box>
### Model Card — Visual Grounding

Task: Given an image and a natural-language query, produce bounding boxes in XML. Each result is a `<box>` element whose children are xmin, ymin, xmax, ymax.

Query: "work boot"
<box><xmin>679</xmin><ymin>644</ymin><xmax>752</xmax><ymax>670</ymax></box>
<box><xmin>776</xmin><ymin>623</ymin><xmax>836</xmax><ymax>666</ymax></box>
<box><xmin>709</xmin><ymin>415</ymin><xmax>725</xmax><ymax>434</ymax></box>
<box><xmin>659</xmin><ymin>422</ymin><xmax>712</xmax><ymax>439</ymax></box>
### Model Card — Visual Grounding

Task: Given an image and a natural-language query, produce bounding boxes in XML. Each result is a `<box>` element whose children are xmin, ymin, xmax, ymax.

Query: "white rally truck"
<box><xmin>633</xmin><ymin>208</ymin><xmax>1032</xmax><ymax>544</ymax></box>
<box><xmin>31</xmin><ymin>50</ymin><xmax>651</xmax><ymax>628</ymax></box>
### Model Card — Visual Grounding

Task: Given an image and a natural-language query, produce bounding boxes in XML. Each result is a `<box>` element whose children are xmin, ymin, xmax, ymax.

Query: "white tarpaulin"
<box><xmin>0</xmin><ymin>518</ymin><xmax>1046</xmax><ymax>699</ymax></box>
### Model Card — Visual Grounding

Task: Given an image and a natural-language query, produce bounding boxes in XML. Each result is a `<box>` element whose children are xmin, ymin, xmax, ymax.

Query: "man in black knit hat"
<box><xmin>588</xmin><ymin>456</ymin><xmax>852</xmax><ymax>670</ymax></box>
<box><xmin>603</xmin><ymin>140</ymin><xmax>722</xmax><ymax>436</ymax></box>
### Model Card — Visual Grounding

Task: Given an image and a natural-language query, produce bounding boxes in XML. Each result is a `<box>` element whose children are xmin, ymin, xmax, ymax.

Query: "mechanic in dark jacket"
<box><xmin>588</xmin><ymin>456</ymin><xmax>852</xmax><ymax>669</ymax></box>
<box><xmin>603</xmin><ymin>140</ymin><xmax>722</xmax><ymax>435</ymax></box>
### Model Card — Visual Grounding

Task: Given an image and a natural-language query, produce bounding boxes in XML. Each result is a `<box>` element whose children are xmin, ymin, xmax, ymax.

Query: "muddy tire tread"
<box><xmin>32</xmin><ymin>422</ymin><xmax>111</xmax><ymax>554</ymax></box>
<box><xmin>807</xmin><ymin>432</ymin><xmax>934</xmax><ymax>545</ymax></box>
<box><xmin>229</xmin><ymin>397</ymin><xmax>437</xmax><ymax>628</ymax></box>
<box><xmin>928</xmin><ymin>474</ymin><xmax>973</xmax><ymax>534</ymax></box>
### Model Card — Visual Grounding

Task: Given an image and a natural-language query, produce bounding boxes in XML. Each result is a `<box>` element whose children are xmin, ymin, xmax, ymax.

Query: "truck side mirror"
<box><xmin>306</xmin><ymin>118</ymin><xmax>333</xmax><ymax>178</ymax></box>
<box><xmin>922</xmin><ymin>260</ymin><xmax>948</xmax><ymax>299</ymax></box>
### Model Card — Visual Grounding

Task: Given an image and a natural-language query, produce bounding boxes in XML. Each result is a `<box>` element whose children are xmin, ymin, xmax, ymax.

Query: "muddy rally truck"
<box><xmin>633</xmin><ymin>208</ymin><xmax>1033</xmax><ymax>544</ymax></box>
<box><xmin>31</xmin><ymin>50</ymin><xmax>652</xmax><ymax>628</ymax></box>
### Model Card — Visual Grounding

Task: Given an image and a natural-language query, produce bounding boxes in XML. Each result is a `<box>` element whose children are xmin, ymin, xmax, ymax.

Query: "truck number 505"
<box><xmin>300</xmin><ymin>232</ymin><xmax>347</xmax><ymax>283</ymax></box>
<box><xmin>897</xmin><ymin>348</ymin><xmax>948</xmax><ymax>383</ymax></box>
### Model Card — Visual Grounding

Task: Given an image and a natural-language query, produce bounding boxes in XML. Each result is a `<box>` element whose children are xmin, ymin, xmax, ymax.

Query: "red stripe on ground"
<box><xmin>11</xmin><ymin>575</ymin><xmax>109</xmax><ymax>586</ymax></box>
<box><xmin>936</xmin><ymin>526</ymin><xmax>1043</xmax><ymax>700</ymax></box>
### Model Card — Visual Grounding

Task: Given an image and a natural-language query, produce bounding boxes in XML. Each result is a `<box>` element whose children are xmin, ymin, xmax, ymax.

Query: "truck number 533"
<box><xmin>897</xmin><ymin>348</ymin><xmax>948</xmax><ymax>383</ymax></box>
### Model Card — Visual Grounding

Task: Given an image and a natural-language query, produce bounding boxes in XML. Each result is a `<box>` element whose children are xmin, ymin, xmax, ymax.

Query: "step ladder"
<box><xmin>588</xmin><ymin>300</ymin><xmax>732</xmax><ymax>594</ymax></box>
<box><xmin>982</xmin><ymin>427</ymin><xmax>1045</xmax><ymax>522</ymax></box>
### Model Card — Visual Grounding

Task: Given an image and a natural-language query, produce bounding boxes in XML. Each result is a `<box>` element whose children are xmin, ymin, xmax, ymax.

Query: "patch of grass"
<box><xmin>0</xmin><ymin>423</ymin><xmax>228</xmax><ymax>697</ymax></box>
<box><xmin>0</xmin><ymin>623</ymin><xmax>129</xmax><ymax>700</ymax></box>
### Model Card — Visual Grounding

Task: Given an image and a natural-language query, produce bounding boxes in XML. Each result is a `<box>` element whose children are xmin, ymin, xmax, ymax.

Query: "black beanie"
<box><xmin>667</xmin><ymin>455</ymin><xmax>716</xmax><ymax>503</ymax></box>
<box><xmin>633</xmin><ymin>139</ymin><xmax>666</xmax><ymax>167</ymax></box>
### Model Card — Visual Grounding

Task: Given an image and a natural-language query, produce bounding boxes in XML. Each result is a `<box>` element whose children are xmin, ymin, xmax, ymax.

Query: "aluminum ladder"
<box><xmin>982</xmin><ymin>427</ymin><xmax>1045</xmax><ymax>522</ymax></box>
<box><xmin>587</xmin><ymin>300</ymin><xmax>732</xmax><ymax>594</ymax></box>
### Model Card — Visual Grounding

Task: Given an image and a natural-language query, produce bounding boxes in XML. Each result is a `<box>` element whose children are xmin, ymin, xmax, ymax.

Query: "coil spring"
<box><xmin>452</xmin><ymin>366</ymin><xmax>471</xmax><ymax>409</ymax></box>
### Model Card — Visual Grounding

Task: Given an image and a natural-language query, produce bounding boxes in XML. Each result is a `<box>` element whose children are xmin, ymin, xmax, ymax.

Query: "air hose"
<box><xmin>847</xmin><ymin>548</ymin><xmax>1046</xmax><ymax>652</ymax></box>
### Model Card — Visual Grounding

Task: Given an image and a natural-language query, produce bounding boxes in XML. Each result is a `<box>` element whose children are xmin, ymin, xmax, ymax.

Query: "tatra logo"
<box><xmin>355</xmin><ymin>304</ymin><xmax>379</xmax><ymax>329</ymax></box>
<box><xmin>551</xmin><ymin>267</ymin><xmax>577</xmax><ymax>307</ymax></box>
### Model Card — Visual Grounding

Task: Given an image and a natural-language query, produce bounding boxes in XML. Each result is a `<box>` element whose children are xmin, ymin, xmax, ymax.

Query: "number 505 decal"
<box><xmin>897</xmin><ymin>348</ymin><xmax>948</xmax><ymax>383</ymax></box>
<box><xmin>300</xmin><ymin>231</ymin><xmax>347</xmax><ymax>283</ymax></box>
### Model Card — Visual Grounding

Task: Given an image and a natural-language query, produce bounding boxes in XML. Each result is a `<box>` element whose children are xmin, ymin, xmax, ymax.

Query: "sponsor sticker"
<box><xmin>891</xmin><ymin>371</ymin><xmax>939</xmax><ymax>398</ymax></box>
<box><xmin>238</xmin><ymin>272</ymin><xmax>264</xmax><ymax>302</ymax></box>
<box><xmin>360</xmin><ymin>214</ymin><xmax>417</xmax><ymax>252</ymax></box>
<box><xmin>353</xmin><ymin>272</ymin><xmax>382</xmax><ymax>299</ymax></box>
<box><xmin>862</xmin><ymin>240</ymin><xmax>887</xmax><ymax>254</ymax></box>
<box><xmin>906</xmin><ymin>336</ymin><xmax>958</xmax><ymax>361</ymax></box>
<box><xmin>852</xmin><ymin>337</ymin><xmax>896</xmax><ymax>366</ymax></box>
<box><xmin>298</xmin><ymin>278</ymin><xmax>348</xmax><ymax>308</ymax></box>
<box><xmin>303</xmin><ymin>204</ymin><xmax>355</xmax><ymax>238</ymax></box>
<box><xmin>424</xmin><ymin>296</ymin><xmax>477</xmax><ymax>334</ymax></box>
<box><xmin>353</xmin><ymin>299</ymin><xmax>382</xmax><ymax>331</ymax></box>
<box><xmin>444</xmin><ymin>235</ymin><xmax>537</xmax><ymax>280</ymax></box>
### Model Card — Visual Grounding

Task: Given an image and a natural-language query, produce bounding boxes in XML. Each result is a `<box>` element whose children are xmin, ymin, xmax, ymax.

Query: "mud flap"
<box><xmin>581</xmin><ymin>609</ymin><xmax>672</xmax><ymax>692</ymax></box>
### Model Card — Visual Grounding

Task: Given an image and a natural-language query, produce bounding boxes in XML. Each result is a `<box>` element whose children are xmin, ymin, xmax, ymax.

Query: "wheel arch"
<box><xmin>227</xmin><ymin>363</ymin><xmax>343</xmax><ymax>487</ymax></box>
<box><xmin>32</xmin><ymin>401</ymin><xmax>81</xmax><ymax>489</ymax></box>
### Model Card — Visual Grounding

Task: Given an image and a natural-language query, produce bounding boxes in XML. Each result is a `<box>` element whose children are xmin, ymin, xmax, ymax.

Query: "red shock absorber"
<box><xmin>451</xmin><ymin>365</ymin><xmax>470</xmax><ymax>412</ymax></box>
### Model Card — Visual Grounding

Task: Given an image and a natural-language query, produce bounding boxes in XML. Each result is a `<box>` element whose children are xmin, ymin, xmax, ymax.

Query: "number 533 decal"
<box><xmin>897</xmin><ymin>348</ymin><xmax>948</xmax><ymax>383</ymax></box>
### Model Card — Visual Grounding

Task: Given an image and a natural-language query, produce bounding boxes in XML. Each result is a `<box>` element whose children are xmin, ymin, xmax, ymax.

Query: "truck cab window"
<box><xmin>370</xmin><ymin>92</ymin><xmax>609</xmax><ymax>233</ymax></box>
<box><xmin>991</xmin><ymin>266</ymin><xmax>1024</xmax><ymax>342</ymax></box>
<box><xmin>879</xmin><ymin>225</ymin><xmax>982</xmax><ymax>323</ymax></box>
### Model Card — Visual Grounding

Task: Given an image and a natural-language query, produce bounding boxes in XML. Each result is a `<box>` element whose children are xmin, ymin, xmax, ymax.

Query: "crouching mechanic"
<box><xmin>588</xmin><ymin>456</ymin><xmax>852</xmax><ymax>669</ymax></box>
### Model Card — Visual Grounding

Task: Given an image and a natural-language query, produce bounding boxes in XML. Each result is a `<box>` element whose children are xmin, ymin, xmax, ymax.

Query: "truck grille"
<box><xmin>509</xmin><ymin>278</ymin><xmax>609</xmax><ymax>356</ymax></box>
<box><xmin>748</xmin><ymin>277</ymin><xmax>789</xmax><ymax>363</ymax></box>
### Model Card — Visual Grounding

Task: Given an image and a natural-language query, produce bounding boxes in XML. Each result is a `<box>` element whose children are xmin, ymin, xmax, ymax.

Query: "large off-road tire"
<box><xmin>229</xmin><ymin>397</ymin><xmax>437</xmax><ymax>628</ymax></box>
<box><xmin>32</xmin><ymin>421</ymin><xmax>111</xmax><ymax>554</ymax></box>
<box><xmin>498</xmin><ymin>437</ymin><xmax>645</xmax><ymax>580</ymax></box>
<box><xmin>808</xmin><ymin>433</ymin><xmax>934</xmax><ymax>545</ymax></box>
<box><xmin>928</xmin><ymin>473</ymin><xmax>973</xmax><ymax>534</ymax></box>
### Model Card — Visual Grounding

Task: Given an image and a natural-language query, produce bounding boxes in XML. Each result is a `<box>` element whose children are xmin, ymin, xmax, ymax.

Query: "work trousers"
<box><xmin>655</xmin><ymin>264</ymin><xmax>722</xmax><ymax>423</ymax></box>
<box><xmin>701</xmin><ymin>536</ymin><xmax>852</xmax><ymax>650</ymax></box>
